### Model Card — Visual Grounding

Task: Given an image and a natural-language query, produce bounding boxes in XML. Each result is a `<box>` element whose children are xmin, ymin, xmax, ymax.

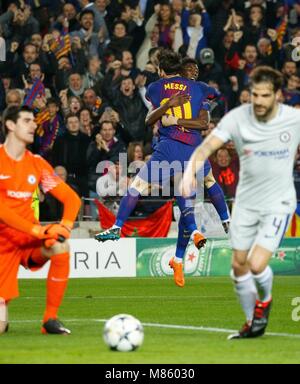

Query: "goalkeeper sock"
<box><xmin>115</xmin><ymin>188</ymin><xmax>140</xmax><ymax>228</ymax></box>
<box><xmin>43</xmin><ymin>252</ymin><xmax>70</xmax><ymax>323</ymax></box>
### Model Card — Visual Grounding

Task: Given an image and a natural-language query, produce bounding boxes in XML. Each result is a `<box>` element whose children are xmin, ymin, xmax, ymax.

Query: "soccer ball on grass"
<box><xmin>103</xmin><ymin>314</ymin><xmax>144</xmax><ymax>352</ymax></box>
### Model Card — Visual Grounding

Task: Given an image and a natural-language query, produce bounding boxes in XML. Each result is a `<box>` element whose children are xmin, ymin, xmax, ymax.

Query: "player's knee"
<box><xmin>50</xmin><ymin>240</ymin><xmax>70</xmax><ymax>256</ymax></box>
<box><xmin>204</xmin><ymin>174</ymin><xmax>216</xmax><ymax>189</ymax></box>
<box><xmin>130</xmin><ymin>177</ymin><xmax>149</xmax><ymax>195</ymax></box>
<box><xmin>232</xmin><ymin>259</ymin><xmax>248</xmax><ymax>276</ymax></box>
<box><xmin>248</xmin><ymin>260</ymin><xmax>265</xmax><ymax>276</ymax></box>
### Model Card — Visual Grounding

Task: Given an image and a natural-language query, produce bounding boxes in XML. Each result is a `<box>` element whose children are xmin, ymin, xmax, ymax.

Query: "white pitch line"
<box><xmin>9</xmin><ymin>319</ymin><xmax>300</xmax><ymax>339</ymax></box>
<box><xmin>20</xmin><ymin>296</ymin><xmax>231</xmax><ymax>300</ymax></box>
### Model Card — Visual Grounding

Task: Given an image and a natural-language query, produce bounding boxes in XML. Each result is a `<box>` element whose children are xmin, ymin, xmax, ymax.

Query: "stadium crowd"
<box><xmin>1</xmin><ymin>0</ymin><xmax>300</xmax><ymax>220</ymax></box>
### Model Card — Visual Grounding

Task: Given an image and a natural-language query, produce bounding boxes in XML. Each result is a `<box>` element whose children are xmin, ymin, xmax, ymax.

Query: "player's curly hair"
<box><xmin>250</xmin><ymin>66</ymin><xmax>284</xmax><ymax>93</ymax></box>
<box><xmin>158</xmin><ymin>49</ymin><xmax>182</xmax><ymax>75</ymax></box>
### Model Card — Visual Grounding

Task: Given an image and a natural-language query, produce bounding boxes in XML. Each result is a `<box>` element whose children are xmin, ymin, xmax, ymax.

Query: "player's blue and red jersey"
<box><xmin>146</xmin><ymin>76</ymin><xmax>219</xmax><ymax>146</ymax></box>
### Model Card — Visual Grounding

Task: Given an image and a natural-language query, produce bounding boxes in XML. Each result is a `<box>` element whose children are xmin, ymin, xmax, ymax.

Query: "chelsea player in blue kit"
<box><xmin>95</xmin><ymin>51</ymin><xmax>229</xmax><ymax>287</ymax></box>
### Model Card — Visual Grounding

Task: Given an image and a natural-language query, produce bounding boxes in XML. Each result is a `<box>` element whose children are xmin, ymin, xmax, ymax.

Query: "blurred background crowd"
<box><xmin>1</xmin><ymin>0</ymin><xmax>300</xmax><ymax>221</ymax></box>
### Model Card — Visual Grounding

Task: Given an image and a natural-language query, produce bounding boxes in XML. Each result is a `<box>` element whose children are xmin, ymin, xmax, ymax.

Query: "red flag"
<box><xmin>95</xmin><ymin>200</ymin><xmax>173</xmax><ymax>238</ymax></box>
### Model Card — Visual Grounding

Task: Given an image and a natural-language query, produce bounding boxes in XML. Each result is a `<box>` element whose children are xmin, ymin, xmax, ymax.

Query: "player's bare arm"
<box><xmin>162</xmin><ymin>109</ymin><xmax>210</xmax><ymax>130</ymax></box>
<box><xmin>145</xmin><ymin>92</ymin><xmax>191</xmax><ymax>126</ymax></box>
<box><xmin>181</xmin><ymin>134</ymin><xmax>225</xmax><ymax>197</ymax></box>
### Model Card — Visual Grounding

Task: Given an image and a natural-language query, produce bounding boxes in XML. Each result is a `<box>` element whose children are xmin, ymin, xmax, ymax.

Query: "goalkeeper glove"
<box><xmin>43</xmin><ymin>224</ymin><xmax>71</xmax><ymax>249</ymax></box>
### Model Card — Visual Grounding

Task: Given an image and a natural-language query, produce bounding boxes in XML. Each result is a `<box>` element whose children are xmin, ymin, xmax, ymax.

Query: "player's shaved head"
<box><xmin>158</xmin><ymin>50</ymin><xmax>182</xmax><ymax>76</ymax></box>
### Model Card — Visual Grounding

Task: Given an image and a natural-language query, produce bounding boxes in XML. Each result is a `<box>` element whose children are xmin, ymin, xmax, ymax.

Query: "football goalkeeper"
<box><xmin>0</xmin><ymin>106</ymin><xmax>81</xmax><ymax>335</ymax></box>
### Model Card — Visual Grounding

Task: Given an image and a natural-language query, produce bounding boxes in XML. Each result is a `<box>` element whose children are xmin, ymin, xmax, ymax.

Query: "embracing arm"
<box><xmin>145</xmin><ymin>93</ymin><xmax>191</xmax><ymax>126</ymax></box>
<box><xmin>162</xmin><ymin>109</ymin><xmax>210</xmax><ymax>130</ymax></box>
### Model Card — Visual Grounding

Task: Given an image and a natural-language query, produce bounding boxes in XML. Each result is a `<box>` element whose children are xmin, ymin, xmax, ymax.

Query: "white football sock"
<box><xmin>174</xmin><ymin>257</ymin><xmax>183</xmax><ymax>264</ymax></box>
<box><xmin>231</xmin><ymin>271</ymin><xmax>258</xmax><ymax>322</ymax></box>
<box><xmin>252</xmin><ymin>266</ymin><xmax>273</xmax><ymax>303</ymax></box>
<box><xmin>191</xmin><ymin>230</ymin><xmax>201</xmax><ymax>239</ymax></box>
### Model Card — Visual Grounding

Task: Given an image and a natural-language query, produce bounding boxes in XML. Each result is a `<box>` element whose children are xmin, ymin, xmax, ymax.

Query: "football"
<box><xmin>103</xmin><ymin>314</ymin><xmax>144</xmax><ymax>352</ymax></box>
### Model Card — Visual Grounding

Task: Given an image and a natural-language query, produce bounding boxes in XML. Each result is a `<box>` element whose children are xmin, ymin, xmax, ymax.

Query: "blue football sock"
<box><xmin>115</xmin><ymin>188</ymin><xmax>140</xmax><ymax>228</ymax></box>
<box><xmin>207</xmin><ymin>183</ymin><xmax>229</xmax><ymax>221</ymax></box>
<box><xmin>175</xmin><ymin>196</ymin><xmax>197</xmax><ymax>260</ymax></box>
<box><xmin>176</xmin><ymin>196</ymin><xmax>197</xmax><ymax>233</ymax></box>
<box><xmin>175</xmin><ymin>215</ymin><xmax>192</xmax><ymax>260</ymax></box>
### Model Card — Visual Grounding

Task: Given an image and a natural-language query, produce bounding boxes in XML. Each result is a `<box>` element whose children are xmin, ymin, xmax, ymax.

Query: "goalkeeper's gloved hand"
<box><xmin>43</xmin><ymin>224</ymin><xmax>72</xmax><ymax>249</ymax></box>
<box><xmin>31</xmin><ymin>224</ymin><xmax>54</xmax><ymax>240</ymax></box>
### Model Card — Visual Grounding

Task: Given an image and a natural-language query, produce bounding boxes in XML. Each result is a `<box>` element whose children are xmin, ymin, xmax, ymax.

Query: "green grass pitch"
<box><xmin>0</xmin><ymin>276</ymin><xmax>299</xmax><ymax>364</ymax></box>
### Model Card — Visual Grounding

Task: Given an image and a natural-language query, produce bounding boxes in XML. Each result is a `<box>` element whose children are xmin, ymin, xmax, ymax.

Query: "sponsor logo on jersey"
<box><xmin>253</xmin><ymin>149</ymin><xmax>290</xmax><ymax>159</ymax></box>
<box><xmin>7</xmin><ymin>190</ymin><xmax>32</xmax><ymax>199</ymax></box>
<box><xmin>0</xmin><ymin>175</ymin><xmax>11</xmax><ymax>180</ymax></box>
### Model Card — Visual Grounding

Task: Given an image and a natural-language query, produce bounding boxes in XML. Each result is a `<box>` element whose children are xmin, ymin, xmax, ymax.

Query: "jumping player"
<box><xmin>0</xmin><ymin>106</ymin><xmax>81</xmax><ymax>335</ymax></box>
<box><xmin>145</xmin><ymin>57</ymin><xmax>230</xmax><ymax>287</ymax></box>
<box><xmin>181</xmin><ymin>66</ymin><xmax>300</xmax><ymax>339</ymax></box>
<box><xmin>95</xmin><ymin>51</ymin><xmax>220</xmax><ymax>288</ymax></box>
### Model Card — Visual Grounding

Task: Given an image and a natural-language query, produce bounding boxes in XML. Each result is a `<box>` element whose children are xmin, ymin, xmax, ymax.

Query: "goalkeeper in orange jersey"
<box><xmin>0</xmin><ymin>106</ymin><xmax>81</xmax><ymax>335</ymax></box>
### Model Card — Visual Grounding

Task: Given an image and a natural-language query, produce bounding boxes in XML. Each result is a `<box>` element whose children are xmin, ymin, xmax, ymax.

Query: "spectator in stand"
<box><xmin>239</xmin><ymin>88</ymin><xmax>251</xmax><ymax>105</ymax></box>
<box><xmin>52</xmin><ymin>3</ymin><xmax>81</xmax><ymax>33</ymax></box>
<box><xmin>79</xmin><ymin>107</ymin><xmax>95</xmax><ymax>137</ymax></box>
<box><xmin>5</xmin><ymin>89</ymin><xmax>23</xmax><ymax>107</ymax></box>
<box><xmin>182</xmin><ymin>1</ymin><xmax>211</xmax><ymax>59</ymax></box>
<box><xmin>243</xmin><ymin>4</ymin><xmax>266</xmax><ymax>46</ymax></box>
<box><xmin>283</xmin><ymin>74</ymin><xmax>300</xmax><ymax>106</ymax></box>
<box><xmin>83</xmin><ymin>88</ymin><xmax>105</xmax><ymax>119</ymax></box>
<box><xmin>96</xmin><ymin>160</ymin><xmax>128</xmax><ymax>215</ymax></box>
<box><xmin>83</xmin><ymin>56</ymin><xmax>104</xmax><ymax>95</ymax></box>
<box><xmin>282</xmin><ymin>60</ymin><xmax>298</xmax><ymax>85</ymax></box>
<box><xmin>211</xmin><ymin>147</ymin><xmax>239</xmax><ymax>200</ymax></box>
<box><xmin>86</xmin><ymin>120</ymin><xmax>126</xmax><ymax>219</ymax></box>
<box><xmin>106</xmin><ymin>20</ymin><xmax>133</xmax><ymax>55</ymax></box>
<box><xmin>52</xmin><ymin>114</ymin><xmax>90</xmax><ymax>196</ymax></box>
<box><xmin>67</xmin><ymin>72</ymin><xmax>86</xmax><ymax>98</ymax></box>
<box><xmin>70</xmin><ymin>9</ymin><xmax>103</xmax><ymax>58</ymax></box>
<box><xmin>146</xmin><ymin>2</ymin><xmax>183</xmax><ymax>51</ymax></box>
<box><xmin>39</xmin><ymin>165</ymin><xmax>81</xmax><ymax>222</ymax></box>
<box><xmin>111</xmin><ymin>76</ymin><xmax>149</xmax><ymax>144</ymax></box>
<box><xmin>35</xmin><ymin>97</ymin><xmax>65</xmax><ymax>161</ymax></box>
<box><xmin>127</xmin><ymin>142</ymin><xmax>145</xmax><ymax>165</ymax></box>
